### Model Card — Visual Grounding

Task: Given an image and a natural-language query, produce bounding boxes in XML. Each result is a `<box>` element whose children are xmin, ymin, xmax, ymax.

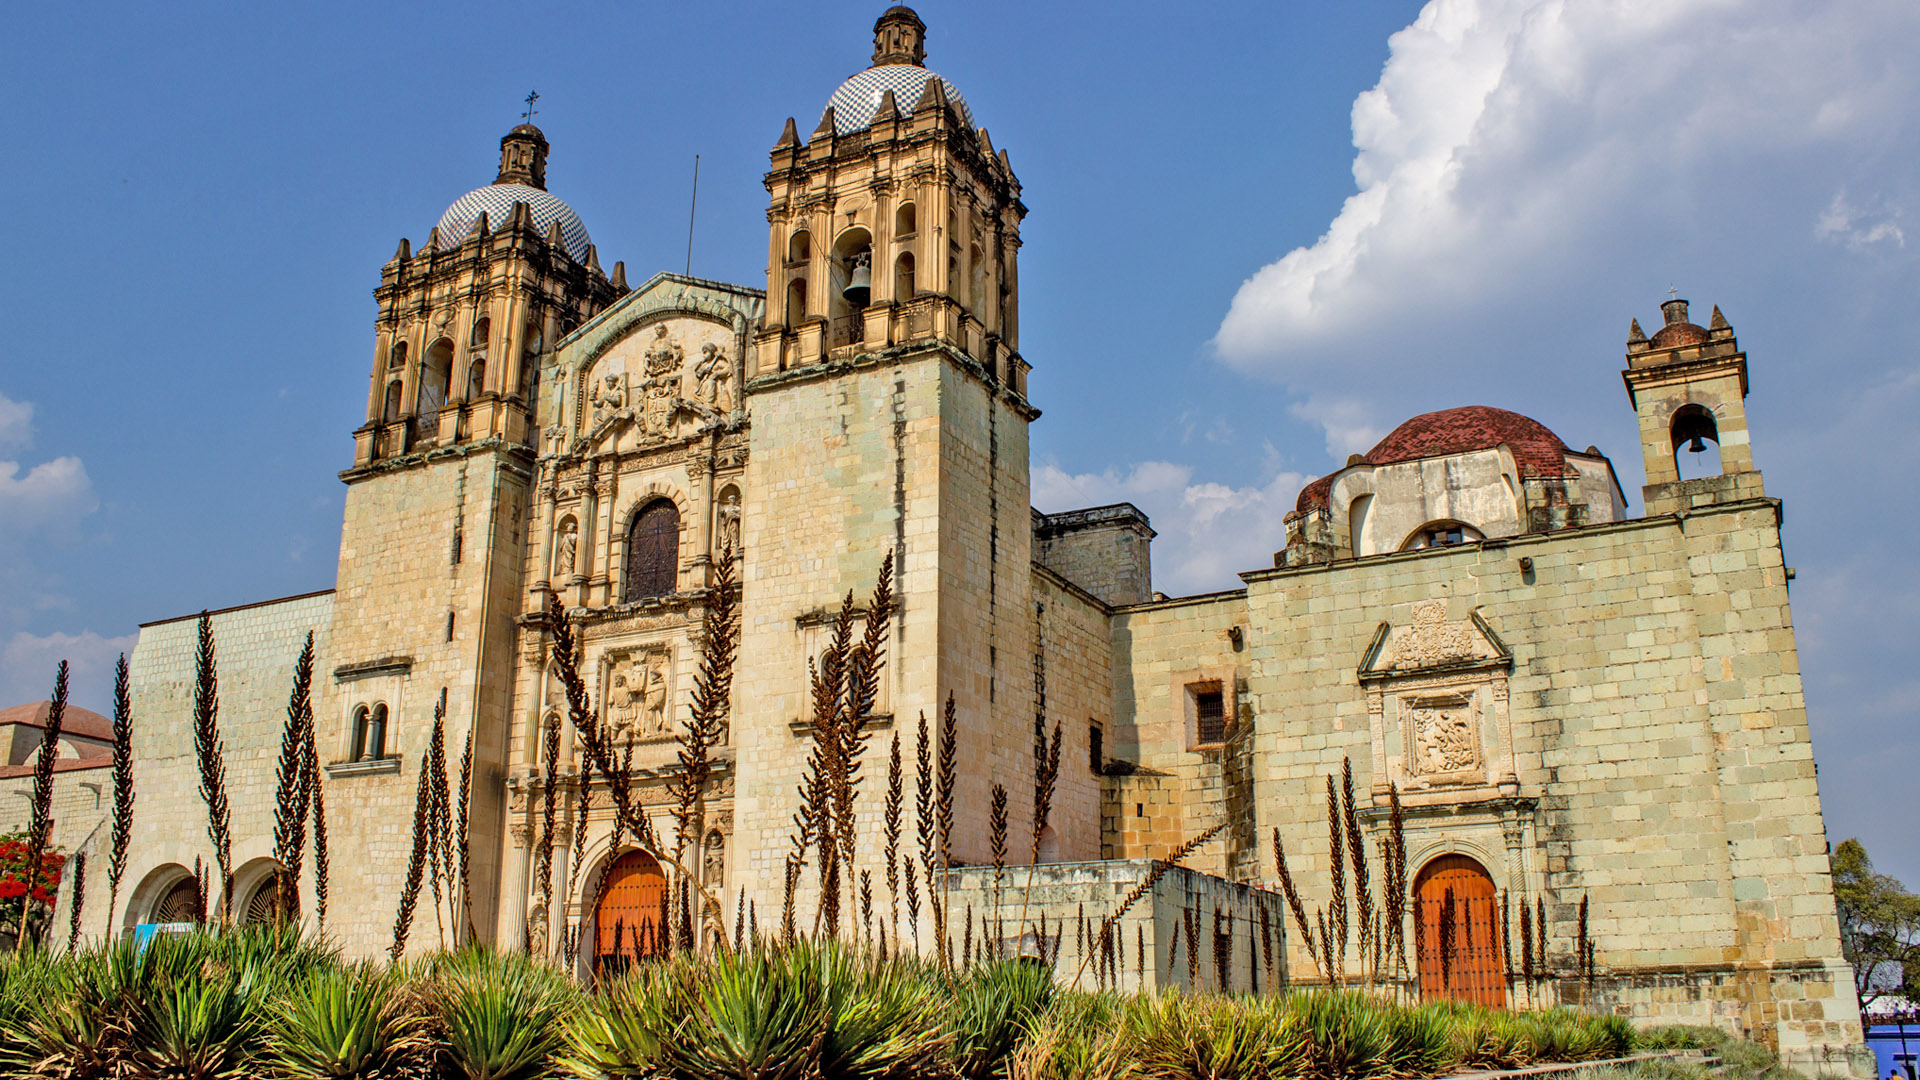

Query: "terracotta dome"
<box><xmin>1650</xmin><ymin>320</ymin><xmax>1709</xmax><ymax>348</ymax></box>
<box><xmin>1295</xmin><ymin>406</ymin><xmax>1573</xmax><ymax>513</ymax></box>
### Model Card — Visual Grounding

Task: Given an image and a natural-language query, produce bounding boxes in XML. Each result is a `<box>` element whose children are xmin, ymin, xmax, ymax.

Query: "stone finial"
<box><xmin>813</xmin><ymin>107</ymin><xmax>838</xmax><ymax>141</ymax></box>
<box><xmin>611</xmin><ymin>261</ymin><xmax>628</xmax><ymax>292</ymax></box>
<box><xmin>545</xmin><ymin>218</ymin><xmax>565</xmax><ymax>247</ymax></box>
<box><xmin>1710</xmin><ymin>304</ymin><xmax>1730</xmax><ymax>331</ymax></box>
<box><xmin>466</xmin><ymin>211</ymin><xmax>489</xmax><ymax>244</ymax></box>
<box><xmin>978</xmin><ymin>127</ymin><xmax>995</xmax><ymax>157</ymax></box>
<box><xmin>1627</xmin><ymin>318</ymin><xmax>1647</xmax><ymax>345</ymax></box>
<box><xmin>773</xmin><ymin>117</ymin><xmax>800</xmax><ymax>150</ymax></box>
<box><xmin>394</xmin><ymin>237</ymin><xmax>411</xmax><ymax>262</ymax></box>
<box><xmin>872</xmin><ymin>6</ymin><xmax>927</xmax><ymax>67</ymax></box>
<box><xmin>496</xmin><ymin>124</ymin><xmax>549</xmax><ymax>190</ymax></box>
<box><xmin>913</xmin><ymin>75</ymin><xmax>948</xmax><ymax>115</ymax></box>
<box><xmin>585</xmin><ymin>244</ymin><xmax>601</xmax><ymax>275</ymax></box>
<box><xmin>872</xmin><ymin>89</ymin><xmax>899</xmax><ymax>124</ymax></box>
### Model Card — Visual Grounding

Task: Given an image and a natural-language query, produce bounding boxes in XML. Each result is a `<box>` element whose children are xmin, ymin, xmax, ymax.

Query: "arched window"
<box><xmin>152</xmin><ymin>875</ymin><xmax>204</xmax><ymax>924</ymax></box>
<box><xmin>1348</xmin><ymin>493</ymin><xmax>1375</xmax><ymax>557</ymax></box>
<box><xmin>786</xmin><ymin>278</ymin><xmax>808</xmax><ymax>328</ymax></box>
<box><xmin>383</xmin><ymin>380</ymin><xmax>405</xmax><ymax>423</ymax></box>
<box><xmin>895</xmin><ymin>202</ymin><xmax>917</xmax><ymax>235</ymax></box>
<box><xmin>388</xmin><ymin>340</ymin><xmax>408</xmax><ymax>370</ymax></box>
<box><xmin>1671</xmin><ymin>404</ymin><xmax>1723</xmax><ymax>481</ymax></box>
<box><xmin>416</xmin><ymin>339</ymin><xmax>454</xmax><ymax>440</ymax></box>
<box><xmin>595</xmin><ymin>850</ymin><xmax>666</xmax><ymax>976</ymax></box>
<box><xmin>470</xmin><ymin>317</ymin><xmax>491</xmax><ymax>352</ymax></box>
<box><xmin>830</xmin><ymin>228</ymin><xmax>874</xmax><ymax>335</ymax></box>
<box><xmin>968</xmin><ymin>243</ymin><xmax>986</xmax><ymax>310</ymax></box>
<box><xmin>895</xmin><ymin>252</ymin><xmax>916</xmax><ymax>301</ymax></box>
<box><xmin>1414</xmin><ymin>854</ymin><xmax>1506</xmax><ymax>1006</ymax></box>
<box><xmin>239</xmin><ymin>872</ymin><xmax>288</xmax><ymax>925</ymax></box>
<box><xmin>1400</xmin><ymin>520</ymin><xmax>1485</xmax><ymax>552</ymax></box>
<box><xmin>624</xmin><ymin>501</ymin><xmax>680</xmax><ymax>601</ymax></box>
<box><xmin>353</xmin><ymin>703</ymin><xmax>389</xmax><ymax>761</ymax></box>
<box><xmin>788</xmin><ymin>230</ymin><xmax>811</xmax><ymax>264</ymax></box>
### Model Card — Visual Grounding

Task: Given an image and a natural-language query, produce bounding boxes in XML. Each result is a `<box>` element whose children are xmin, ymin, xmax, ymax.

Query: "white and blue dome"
<box><xmin>434</xmin><ymin>183</ymin><xmax>592</xmax><ymax>263</ymax></box>
<box><xmin>824</xmin><ymin>64</ymin><xmax>973</xmax><ymax>135</ymax></box>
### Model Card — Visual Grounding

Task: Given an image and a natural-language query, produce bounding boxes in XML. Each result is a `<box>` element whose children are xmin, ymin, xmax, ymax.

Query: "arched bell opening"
<box><xmin>895</xmin><ymin>252</ymin><xmax>916</xmax><ymax>302</ymax></box>
<box><xmin>829</xmin><ymin>228</ymin><xmax>873</xmax><ymax>341</ymax></box>
<box><xmin>1671</xmin><ymin>404</ymin><xmax>1723</xmax><ymax>481</ymax></box>
<box><xmin>415</xmin><ymin>338</ymin><xmax>455</xmax><ymax>442</ymax></box>
<box><xmin>1413</xmin><ymin>854</ymin><xmax>1506</xmax><ymax>1007</ymax></box>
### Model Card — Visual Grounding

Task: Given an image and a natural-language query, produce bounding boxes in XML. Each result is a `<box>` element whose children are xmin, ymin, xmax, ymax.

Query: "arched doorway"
<box><xmin>594</xmin><ymin>850</ymin><xmax>667</xmax><ymax>975</ymax></box>
<box><xmin>1414</xmin><ymin>854</ymin><xmax>1506</xmax><ymax>1006</ymax></box>
<box><xmin>151</xmin><ymin>876</ymin><xmax>203</xmax><ymax>925</ymax></box>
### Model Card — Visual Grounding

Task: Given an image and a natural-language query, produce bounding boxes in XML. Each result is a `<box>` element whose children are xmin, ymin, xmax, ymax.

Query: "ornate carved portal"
<box><xmin>1360</xmin><ymin>603</ymin><xmax>1516</xmax><ymax>802</ymax></box>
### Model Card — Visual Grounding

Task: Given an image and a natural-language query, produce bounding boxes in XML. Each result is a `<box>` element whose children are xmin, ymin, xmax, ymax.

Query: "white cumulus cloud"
<box><xmin>0</xmin><ymin>457</ymin><xmax>96</xmax><ymax>533</ymax></box>
<box><xmin>0</xmin><ymin>630</ymin><xmax>137</xmax><ymax>712</ymax></box>
<box><xmin>1213</xmin><ymin>0</ymin><xmax>1920</xmax><ymax>455</ymax></box>
<box><xmin>1034</xmin><ymin>458</ymin><xmax>1309</xmax><ymax>596</ymax></box>
<box><xmin>0</xmin><ymin>392</ymin><xmax>31</xmax><ymax>450</ymax></box>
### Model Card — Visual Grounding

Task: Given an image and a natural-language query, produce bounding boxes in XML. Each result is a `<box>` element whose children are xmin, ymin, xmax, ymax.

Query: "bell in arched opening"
<box><xmin>842</xmin><ymin>249</ymin><xmax>872</xmax><ymax>307</ymax></box>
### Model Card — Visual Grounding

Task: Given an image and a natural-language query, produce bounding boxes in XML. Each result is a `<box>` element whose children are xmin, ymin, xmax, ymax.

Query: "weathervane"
<box><xmin>522</xmin><ymin>90</ymin><xmax>540</xmax><ymax>124</ymax></box>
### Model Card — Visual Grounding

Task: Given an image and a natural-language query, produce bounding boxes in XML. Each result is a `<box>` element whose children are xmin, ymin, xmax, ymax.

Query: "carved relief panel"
<box><xmin>1359</xmin><ymin>602</ymin><xmax>1516</xmax><ymax>804</ymax></box>
<box><xmin>576</xmin><ymin>317</ymin><xmax>736</xmax><ymax>450</ymax></box>
<box><xmin>603</xmin><ymin>646</ymin><xmax>675</xmax><ymax>743</ymax></box>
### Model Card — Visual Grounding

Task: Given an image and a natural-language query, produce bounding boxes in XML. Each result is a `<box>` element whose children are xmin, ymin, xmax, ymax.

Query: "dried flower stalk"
<box><xmin>191</xmin><ymin>615</ymin><xmax>233</xmax><ymax>921</ymax></box>
<box><xmin>271</xmin><ymin>632</ymin><xmax>315</xmax><ymax>923</ymax></box>
<box><xmin>107</xmin><ymin>654</ymin><xmax>135</xmax><ymax>924</ymax></box>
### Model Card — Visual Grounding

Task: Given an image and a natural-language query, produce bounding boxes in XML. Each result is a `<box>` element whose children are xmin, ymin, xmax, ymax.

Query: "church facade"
<box><xmin>43</xmin><ymin>6</ymin><xmax>1861</xmax><ymax>1068</ymax></box>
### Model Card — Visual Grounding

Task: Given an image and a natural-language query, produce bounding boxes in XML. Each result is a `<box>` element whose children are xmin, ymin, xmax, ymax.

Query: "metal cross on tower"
<box><xmin>522</xmin><ymin>91</ymin><xmax>540</xmax><ymax>124</ymax></box>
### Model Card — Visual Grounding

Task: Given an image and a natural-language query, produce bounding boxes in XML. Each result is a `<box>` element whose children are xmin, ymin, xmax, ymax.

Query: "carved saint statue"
<box><xmin>718</xmin><ymin>490</ymin><xmax>742</xmax><ymax>554</ymax></box>
<box><xmin>589</xmin><ymin>372</ymin><xmax>626</xmax><ymax>425</ymax></box>
<box><xmin>556</xmin><ymin>520</ymin><xmax>578</xmax><ymax>578</ymax></box>
<box><xmin>695</xmin><ymin>343</ymin><xmax>735</xmax><ymax>413</ymax></box>
<box><xmin>703</xmin><ymin>831</ymin><xmax>725</xmax><ymax>887</ymax></box>
<box><xmin>642</xmin><ymin>655</ymin><xmax>670</xmax><ymax>735</ymax></box>
<box><xmin>608</xmin><ymin>659</ymin><xmax>643</xmax><ymax>737</ymax></box>
<box><xmin>527</xmin><ymin>901</ymin><xmax>549</xmax><ymax>956</ymax></box>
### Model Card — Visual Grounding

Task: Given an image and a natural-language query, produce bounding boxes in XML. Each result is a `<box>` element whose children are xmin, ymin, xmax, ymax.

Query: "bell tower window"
<box><xmin>895</xmin><ymin>203</ymin><xmax>917</xmax><ymax>236</ymax></box>
<box><xmin>1671</xmin><ymin>404</ymin><xmax>1723</xmax><ymax>480</ymax></box>
<box><xmin>388</xmin><ymin>341</ymin><xmax>407</xmax><ymax>370</ymax></box>
<box><xmin>416</xmin><ymin>339</ymin><xmax>454</xmax><ymax>441</ymax></box>
<box><xmin>895</xmin><ymin>253</ymin><xmax>916</xmax><ymax>301</ymax></box>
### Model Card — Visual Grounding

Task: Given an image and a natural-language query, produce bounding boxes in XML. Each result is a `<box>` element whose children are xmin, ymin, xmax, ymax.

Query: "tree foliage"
<box><xmin>1833</xmin><ymin>837</ymin><xmax>1920</xmax><ymax>1005</ymax></box>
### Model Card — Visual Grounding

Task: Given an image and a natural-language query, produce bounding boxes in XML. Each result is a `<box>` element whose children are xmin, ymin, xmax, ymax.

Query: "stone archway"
<box><xmin>594</xmin><ymin>850</ymin><xmax>667</xmax><ymax>976</ymax></box>
<box><xmin>1414</xmin><ymin>853</ymin><xmax>1506</xmax><ymax>1007</ymax></box>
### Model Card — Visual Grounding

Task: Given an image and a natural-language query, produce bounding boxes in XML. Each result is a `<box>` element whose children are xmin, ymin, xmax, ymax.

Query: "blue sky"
<box><xmin>3</xmin><ymin>2</ymin><xmax>1917</xmax><ymax>881</ymax></box>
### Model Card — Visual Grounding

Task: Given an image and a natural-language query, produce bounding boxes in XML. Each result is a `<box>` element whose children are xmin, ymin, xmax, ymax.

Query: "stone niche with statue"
<box><xmin>1358</xmin><ymin>600</ymin><xmax>1518</xmax><ymax>805</ymax></box>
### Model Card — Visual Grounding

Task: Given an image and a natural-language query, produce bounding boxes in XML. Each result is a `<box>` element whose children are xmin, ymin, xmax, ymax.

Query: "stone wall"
<box><xmin>1032</xmin><ymin>504</ymin><xmax>1154</xmax><ymax>607</ymax></box>
<box><xmin>937</xmin><ymin>860</ymin><xmax>1288</xmax><ymax>994</ymax></box>
<box><xmin>1106</xmin><ymin>497</ymin><xmax>1859</xmax><ymax>1064</ymax></box>
<box><xmin>110</xmin><ymin>591</ymin><xmax>334</xmax><ymax>941</ymax></box>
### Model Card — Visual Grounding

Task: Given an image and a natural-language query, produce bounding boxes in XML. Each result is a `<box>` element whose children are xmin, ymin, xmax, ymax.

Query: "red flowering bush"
<box><xmin>0</xmin><ymin>832</ymin><xmax>64</xmax><ymax>930</ymax></box>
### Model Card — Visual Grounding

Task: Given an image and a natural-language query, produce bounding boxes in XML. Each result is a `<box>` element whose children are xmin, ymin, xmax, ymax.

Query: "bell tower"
<box><xmin>325</xmin><ymin>124</ymin><xmax>619</xmax><ymax>955</ymax></box>
<box><xmin>1622</xmin><ymin>297</ymin><xmax>1765</xmax><ymax>516</ymax></box>
<box><xmin>733</xmin><ymin>7</ymin><xmax>1040</xmax><ymax>924</ymax></box>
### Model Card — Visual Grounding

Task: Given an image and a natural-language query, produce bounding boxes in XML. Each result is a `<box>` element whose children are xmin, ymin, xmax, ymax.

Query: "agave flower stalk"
<box><xmin>391</xmin><ymin>734</ymin><xmax>437</xmax><ymax>960</ymax></box>
<box><xmin>107</xmin><ymin>653</ymin><xmax>135</xmax><ymax>924</ymax></box>
<box><xmin>668</xmin><ymin>543</ymin><xmax>740</xmax><ymax>949</ymax></box>
<box><xmin>304</xmin><ymin>712</ymin><xmax>330</xmax><ymax>928</ymax></box>
<box><xmin>63</xmin><ymin>851</ymin><xmax>85</xmax><ymax>954</ymax></box>
<box><xmin>20</xmin><ymin>660</ymin><xmax>67</xmax><ymax>943</ymax></box>
<box><xmin>1324</xmin><ymin>775</ymin><xmax>1346</xmax><ymax>987</ymax></box>
<box><xmin>272</xmin><ymin>632</ymin><xmax>315</xmax><ymax>923</ymax></box>
<box><xmin>883</xmin><ymin>732</ymin><xmax>903</xmax><ymax>941</ymax></box>
<box><xmin>1070</xmin><ymin>822</ymin><xmax>1224</xmax><ymax>985</ymax></box>
<box><xmin>1340</xmin><ymin>758</ymin><xmax>1372</xmax><ymax>985</ymax></box>
<box><xmin>191</xmin><ymin>612</ymin><xmax>234</xmax><ymax>922</ymax></box>
<box><xmin>1273</xmin><ymin>827</ymin><xmax>1323</xmax><ymax>984</ymax></box>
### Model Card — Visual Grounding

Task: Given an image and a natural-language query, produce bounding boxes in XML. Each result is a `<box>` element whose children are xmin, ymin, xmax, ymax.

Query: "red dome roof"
<box><xmin>1650</xmin><ymin>320</ymin><xmax>1709</xmax><ymax>348</ymax></box>
<box><xmin>1295</xmin><ymin>406</ymin><xmax>1573</xmax><ymax>513</ymax></box>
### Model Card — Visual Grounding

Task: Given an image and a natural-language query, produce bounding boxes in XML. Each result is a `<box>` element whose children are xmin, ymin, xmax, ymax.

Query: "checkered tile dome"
<box><xmin>825</xmin><ymin>64</ymin><xmax>973</xmax><ymax>135</ymax></box>
<box><xmin>434</xmin><ymin>183</ymin><xmax>592</xmax><ymax>263</ymax></box>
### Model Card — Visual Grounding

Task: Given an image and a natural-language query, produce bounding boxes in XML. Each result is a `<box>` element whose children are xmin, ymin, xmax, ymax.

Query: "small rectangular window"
<box><xmin>1195</xmin><ymin>688</ymin><xmax>1227</xmax><ymax>745</ymax></box>
<box><xmin>1089</xmin><ymin>723</ymin><xmax>1104</xmax><ymax>773</ymax></box>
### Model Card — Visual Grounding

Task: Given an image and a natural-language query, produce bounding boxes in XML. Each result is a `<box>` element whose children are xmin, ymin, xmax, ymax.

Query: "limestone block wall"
<box><xmin>1032</xmin><ymin>504</ymin><xmax>1154</xmax><ymax>607</ymax></box>
<box><xmin>112</xmin><ymin>591</ymin><xmax>334</xmax><ymax>940</ymax></box>
<box><xmin>1107</xmin><ymin>590</ymin><xmax>1249</xmax><ymax>875</ymax></box>
<box><xmin>1032</xmin><ymin>568</ymin><xmax>1110</xmax><ymax>862</ymax></box>
<box><xmin>938</xmin><ymin>860</ymin><xmax>1287</xmax><ymax>994</ymax></box>
<box><xmin>1227</xmin><ymin>498</ymin><xmax>1858</xmax><ymax>1063</ymax></box>
<box><xmin>328</xmin><ymin>445</ymin><xmax>532</xmax><ymax>957</ymax></box>
<box><xmin>4</xmin><ymin>760</ymin><xmax>112</xmax><ymax>947</ymax></box>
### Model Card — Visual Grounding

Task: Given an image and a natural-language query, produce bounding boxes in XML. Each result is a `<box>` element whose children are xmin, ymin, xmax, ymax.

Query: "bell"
<box><xmin>1685</xmin><ymin>435</ymin><xmax>1707</xmax><ymax>453</ymax></box>
<box><xmin>842</xmin><ymin>250</ymin><xmax>872</xmax><ymax>307</ymax></box>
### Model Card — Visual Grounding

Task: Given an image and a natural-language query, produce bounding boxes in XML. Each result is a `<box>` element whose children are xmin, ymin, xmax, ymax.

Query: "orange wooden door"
<box><xmin>1414</xmin><ymin>854</ymin><xmax>1506</xmax><ymax>1007</ymax></box>
<box><xmin>595</xmin><ymin>851</ymin><xmax>666</xmax><ymax>972</ymax></box>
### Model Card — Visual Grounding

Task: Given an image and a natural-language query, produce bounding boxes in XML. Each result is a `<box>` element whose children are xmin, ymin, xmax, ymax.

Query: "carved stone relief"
<box><xmin>1402</xmin><ymin>690</ymin><xmax>1483</xmax><ymax>779</ymax></box>
<box><xmin>1385</xmin><ymin>601</ymin><xmax>1476</xmax><ymax>669</ymax></box>
<box><xmin>578</xmin><ymin>318</ymin><xmax>734</xmax><ymax>451</ymax></box>
<box><xmin>605</xmin><ymin>647</ymin><xmax>673</xmax><ymax>742</ymax></box>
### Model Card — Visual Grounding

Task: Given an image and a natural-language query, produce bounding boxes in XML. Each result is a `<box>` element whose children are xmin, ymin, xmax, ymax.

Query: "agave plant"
<box><xmin>947</xmin><ymin>958</ymin><xmax>1056</xmax><ymax>1079</ymax></box>
<box><xmin>429</xmin><ymin>947</ymin><xmax>575</xmax><ymax>1080</ymax></box>
<box><xmin>267</xmin><ymin>962</ymin><xmax>428</xmax><ymax>1080</ymax></box>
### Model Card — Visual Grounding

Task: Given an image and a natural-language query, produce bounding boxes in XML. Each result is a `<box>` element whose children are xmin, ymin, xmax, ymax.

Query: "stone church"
<box><xmin>21</xmin><ymin>5</ymin><xmax>1862</xmax><ymax>1067</ymax></box>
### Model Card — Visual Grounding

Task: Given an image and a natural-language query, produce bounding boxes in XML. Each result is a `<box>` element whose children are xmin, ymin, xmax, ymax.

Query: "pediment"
<box><xmin>1358</xmin><ymin>602</ymin><xmax>1510</xmax><ymax>681</ymax></box>
<box><xmin>574</xmin><ymin>315</ymin><xmax>735</xmax><ymax>452</ymax></box>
